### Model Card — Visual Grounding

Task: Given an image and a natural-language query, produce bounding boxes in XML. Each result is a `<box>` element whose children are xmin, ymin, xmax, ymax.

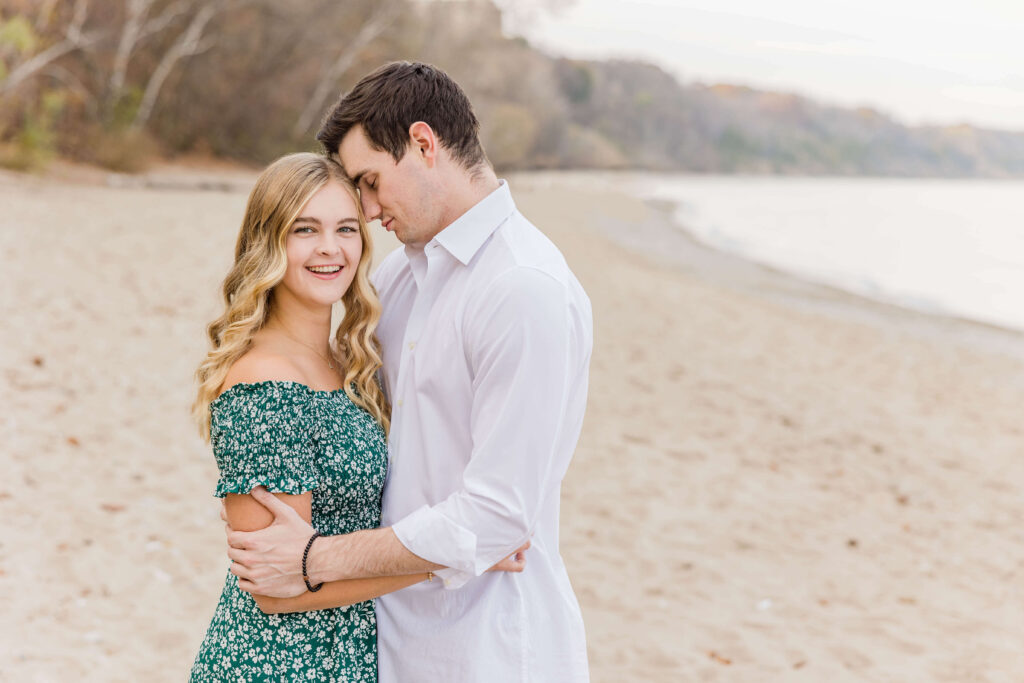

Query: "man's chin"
<box><xmin>394</xmin><ymin>229</ymin><xmax>422</xmax><ymax>248</ymax></box>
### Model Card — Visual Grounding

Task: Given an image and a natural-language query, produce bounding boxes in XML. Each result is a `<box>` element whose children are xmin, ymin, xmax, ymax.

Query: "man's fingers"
<box><xmin>249</xmin><ymin>486</ymin><xmax>297</xmax><ymax>518</ymax></box>
<box><xmin>230</xmin><ymin>562</ymin><xmax>251</xmax><ymax>581</ymax></box>
<box><xmin>219</xmin><ymin>501</ymin><xmax>228</xmax><ymax>523</ymax></box>
<box><xmin>230</xmin><ymin>562</ymin><xmax>273</xmax><ymax>582</ymax></box>
<box><xmin>227</xmin><ymin>530</ymin><xmax>254</xmax><ymax>550</ymax></box>
<box><xmin>227</xmin><ymin>546</ymin><xmax>254</xmax><ymax>565</ymax></box>
<box><xmin>237</xmin><ymin>578</ymin><xmax>257</xmax><ymax>593</ymax></box>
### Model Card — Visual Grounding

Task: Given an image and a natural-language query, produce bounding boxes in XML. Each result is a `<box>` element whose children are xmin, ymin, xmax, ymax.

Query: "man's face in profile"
<box><xmin>338</xmin><ymin>125</ymin><xmax>441</xmax><ymax>249</ymax></box>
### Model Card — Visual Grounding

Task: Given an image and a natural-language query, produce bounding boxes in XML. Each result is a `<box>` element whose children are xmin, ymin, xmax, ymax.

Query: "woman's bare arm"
<box><xmin>254</xmin><ymin>574</ymin><xmax>428</xmax><ymax>614</ymax></box>
<box><xmin>225</xmin><ymin>491</ymin><xmax>428</xmax><ymax>614</ymax></box>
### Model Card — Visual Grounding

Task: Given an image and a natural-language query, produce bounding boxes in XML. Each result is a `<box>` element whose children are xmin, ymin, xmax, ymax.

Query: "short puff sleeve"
<box><xmin>209</xmin><ymin>382</ymin><xmax>319</xmax><ymax>497</ymax></box>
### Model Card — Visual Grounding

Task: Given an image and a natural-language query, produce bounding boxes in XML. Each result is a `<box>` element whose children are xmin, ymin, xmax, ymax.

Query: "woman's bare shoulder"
<box><xmin>219</xmin><ymin>347</ymin><xmax>308</xmax><ymax>396</ymax></box>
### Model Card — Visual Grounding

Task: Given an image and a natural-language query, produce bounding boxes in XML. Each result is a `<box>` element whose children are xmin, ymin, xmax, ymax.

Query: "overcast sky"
<box><xmin>517</xmin><ymin>0</ymin><xmax>1024</xmax><ymax>131</ymax></box>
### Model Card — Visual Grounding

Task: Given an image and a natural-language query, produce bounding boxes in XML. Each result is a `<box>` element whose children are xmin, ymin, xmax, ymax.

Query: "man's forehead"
<box><xmin>337</xmin><ymin>127</ymin><xmax>379</xmax><ymax>180</ymax></box>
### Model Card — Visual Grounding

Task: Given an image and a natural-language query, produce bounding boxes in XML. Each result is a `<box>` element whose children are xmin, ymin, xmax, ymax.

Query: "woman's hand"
<box><xmin>487</xmin><ymin>541</ymin><xmax>530</xmax><ymax>573</ymax></box>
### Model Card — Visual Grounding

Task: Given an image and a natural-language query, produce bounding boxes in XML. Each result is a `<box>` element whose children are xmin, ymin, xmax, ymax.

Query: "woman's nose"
<box><xmin>317</xmin><ymin>235</ymin><xmax>342</xmax><ymax>255</ymax></box>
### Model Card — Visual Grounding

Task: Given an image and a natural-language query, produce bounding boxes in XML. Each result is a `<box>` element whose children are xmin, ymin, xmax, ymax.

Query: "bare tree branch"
<box><xmin>291</xmin><ymin>1</ymin><xmax>400</xmax><ymax>138</ymax></box>
<box><xmin>111</xmin><ymin>0</ymin><xmax>190</xmax><ymax>96</ymax></box>
<box><xmin>34</xmin><ymin>0</ymin><xmax>62</xmax><ymax>32</ymax></box>
<box><xmin>131</xmin><ymin>0</ymin><xmax>226</xmax><ymax>128</ymax></box>
<box><xmin>110</xmin><ymin>0</ymin><xmax>154</xmax><ymax>95</ymax></box>
<box><xmin>0</xmin><ymin>0</ymin><xmax>105</xmax><ymax>95</ymax></box>
<box><xmin>44</xmin><ymin>63</ymin><xmax>95</xmax><ymax>109</ymax></box>
<box><xmin>139</xmin><ymin>0</ymin><xmax>191</xmax><ymax>40</ymax></box>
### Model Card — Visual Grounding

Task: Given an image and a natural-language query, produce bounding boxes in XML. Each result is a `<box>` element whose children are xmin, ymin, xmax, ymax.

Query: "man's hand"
<box><xmin>224</xmin><ymin>486</ymin><xmax>313</xmax><ymax>598</ymax></box>
<box><xmin>221</xmin><ymin>489</ymin><xmax>530</xmax><ymax>589</ymax></box>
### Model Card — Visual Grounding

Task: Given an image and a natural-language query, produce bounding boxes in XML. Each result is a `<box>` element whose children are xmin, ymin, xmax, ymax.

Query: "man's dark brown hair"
<box><xmin>316</xmin><ymin>61</ymin><xmax>487</xmax><ymax>171</ymax></box>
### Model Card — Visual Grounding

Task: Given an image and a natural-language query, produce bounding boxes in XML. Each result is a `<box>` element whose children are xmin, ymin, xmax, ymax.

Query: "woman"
<box><xmin>188</xmin><ymin>153</ymin><xmax>519</xmax><ymax>681</ymax></box>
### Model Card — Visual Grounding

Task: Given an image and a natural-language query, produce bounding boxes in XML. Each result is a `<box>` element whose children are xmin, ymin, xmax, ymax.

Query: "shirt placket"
<box><xmin>389</xmin><ymin>245</ymin><xmax>447</xmax><ymax>465</ymax></box>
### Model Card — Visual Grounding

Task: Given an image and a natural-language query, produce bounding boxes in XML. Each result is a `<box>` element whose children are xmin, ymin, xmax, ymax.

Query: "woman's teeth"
<box><xmin>307</xmin><ymin>266</ymin><xmax>341</xmax><ymax>273</ymax></box>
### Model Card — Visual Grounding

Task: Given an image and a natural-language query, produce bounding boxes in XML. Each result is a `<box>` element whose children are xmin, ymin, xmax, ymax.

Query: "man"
<box><xmin>226</xmin><ymin>61</ymin><xmax>592</xmax><ymax>682</ymax></box>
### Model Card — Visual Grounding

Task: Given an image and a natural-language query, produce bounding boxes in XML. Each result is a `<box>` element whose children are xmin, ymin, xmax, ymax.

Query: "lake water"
<box><xmin>621</xmin><ymin>175</ymin><xmax>1024</xmax><ymax>332</ymax></box>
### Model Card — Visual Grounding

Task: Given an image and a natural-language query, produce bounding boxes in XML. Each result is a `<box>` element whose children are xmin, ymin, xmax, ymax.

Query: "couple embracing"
<box><xmin>188</xmin><ymin>62</ymin><xmax>592</xmax><ymax>682</ymax></box>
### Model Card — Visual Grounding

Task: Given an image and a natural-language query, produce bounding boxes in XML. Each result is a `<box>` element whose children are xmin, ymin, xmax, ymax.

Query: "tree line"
<box><xmin>2</xmin><ymin>0</ymin><xmax>1022</xmax><ymax>176</ymax></box>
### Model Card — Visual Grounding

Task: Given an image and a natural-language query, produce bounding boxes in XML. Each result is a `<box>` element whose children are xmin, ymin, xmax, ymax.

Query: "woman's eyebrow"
<box><xmin>293</xmin><ymin>216</ymin><xmax>321</xmax><ymax>224</ymax></box>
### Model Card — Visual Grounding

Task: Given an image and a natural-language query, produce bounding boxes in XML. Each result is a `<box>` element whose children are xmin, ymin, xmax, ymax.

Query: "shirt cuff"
<box><xmin>391</xmin><ymin>505</ymin><xmax>478</xmax><ymax>589</ymax></box>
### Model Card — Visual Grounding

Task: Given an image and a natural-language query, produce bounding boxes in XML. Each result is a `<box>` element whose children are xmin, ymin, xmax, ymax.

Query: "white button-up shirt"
<box><xmin>372</xmin><ymin>181</ymin><xmax>592</xmax><ymax>682</ymax></box>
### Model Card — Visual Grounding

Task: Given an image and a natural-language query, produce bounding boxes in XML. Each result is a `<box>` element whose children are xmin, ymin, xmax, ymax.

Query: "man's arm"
<box><xmin>227</xmin><ymin>488</ymin><xmax>527</xmax><ymax>596</ymax></box>
<box><xmin>227</xmin><ymin>490</ymin><xmax>441</xmax><ymax>596</ymax></box>
<box><xmin>386</xmin><ymin>267</ymin><xmax>584</xmax><ymax>587</ymax></box>
<box><xmin>226</xmin><ymin>488</ymin><xmax>432</xmax><ymax>608</ymax></box>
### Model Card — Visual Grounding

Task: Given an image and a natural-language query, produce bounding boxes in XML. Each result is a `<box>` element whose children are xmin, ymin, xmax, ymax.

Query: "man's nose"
<box><xmin>361</xmin><ymin>194</ymin><xmax>381</xmax><ymax>221</ymax></box>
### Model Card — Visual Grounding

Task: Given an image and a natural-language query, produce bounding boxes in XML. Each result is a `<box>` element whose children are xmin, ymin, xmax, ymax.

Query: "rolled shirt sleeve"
<box><xmin>390</xmin><ymin>266</ymin><xmax>579</xmax><ymax>588</ymax></box>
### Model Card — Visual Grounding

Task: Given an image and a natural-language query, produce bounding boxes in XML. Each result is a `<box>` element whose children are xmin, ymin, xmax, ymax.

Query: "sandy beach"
<box><xmin>2</xmin><ymin>163</ymin><xmax>1023</xmax><ymax>682</ymax></box>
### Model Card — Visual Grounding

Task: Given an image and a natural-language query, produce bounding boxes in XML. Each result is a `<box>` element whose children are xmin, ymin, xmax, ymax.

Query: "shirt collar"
<box><xmin>431</xmin><ymin>180</ymin><xmax>515</xmax><ymax>266</ymax></box>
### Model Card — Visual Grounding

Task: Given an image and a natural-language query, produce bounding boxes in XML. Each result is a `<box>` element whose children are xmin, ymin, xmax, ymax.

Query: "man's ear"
<box><xmin>408</xmin><ymin>121</ymin><xmax>438</xmax><ymax>168</ymax></box>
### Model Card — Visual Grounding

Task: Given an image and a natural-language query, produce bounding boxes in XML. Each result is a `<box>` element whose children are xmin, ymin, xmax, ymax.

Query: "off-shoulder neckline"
<box><xmin>211</xmin><ymin>380</ymin><xmax>349</xmax><ymax>407</ymax></box>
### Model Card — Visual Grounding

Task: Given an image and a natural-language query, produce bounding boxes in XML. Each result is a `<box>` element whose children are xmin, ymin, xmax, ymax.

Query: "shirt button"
<box><xmin>397</xmin><ymin>399</ymin><xmax>403</xmax><ymax>408</ymax></box>
<box><xmin>408</xmin><ymin>341</ymin><xmax>416</xmax><ymax>350</ymax></box>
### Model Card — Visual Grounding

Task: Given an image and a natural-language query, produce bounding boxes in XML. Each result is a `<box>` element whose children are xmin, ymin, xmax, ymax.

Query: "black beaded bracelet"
<box><xmin>302</xmin><ymin>531</ymin><xmax>324</xmax><ymax>592</ymax></box>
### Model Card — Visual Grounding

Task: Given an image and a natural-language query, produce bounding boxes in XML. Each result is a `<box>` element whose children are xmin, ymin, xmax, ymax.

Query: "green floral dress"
<box><xmin>189</xmin><ymin>381</ymin><xmax>388</xmax><ymax>683</ymax></box>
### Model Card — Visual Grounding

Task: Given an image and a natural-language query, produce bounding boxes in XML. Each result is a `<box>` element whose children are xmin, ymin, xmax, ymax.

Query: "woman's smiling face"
<box><xmin>278</xmin><ymin>181</ymin><xmax>363</xmax><ymax>308</ymax></box>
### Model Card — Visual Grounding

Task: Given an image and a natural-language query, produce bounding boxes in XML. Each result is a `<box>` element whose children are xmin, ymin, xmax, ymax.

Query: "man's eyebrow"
<box><xmin>348</xmin><ymin>169</ymin><xmax>368</xmax><ymax>186</ymax></box>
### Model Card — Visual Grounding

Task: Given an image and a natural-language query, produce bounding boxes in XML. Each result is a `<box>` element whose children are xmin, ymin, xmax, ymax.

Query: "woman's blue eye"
<box><xmin>294</xmin><ymin>226</ymin><xmax>314</xmax><ymax>233</ymax></box>
<box><xmin>339</xmin><ymin>226</ymin><xmax>356</xmax><ymax>233</ymax></box>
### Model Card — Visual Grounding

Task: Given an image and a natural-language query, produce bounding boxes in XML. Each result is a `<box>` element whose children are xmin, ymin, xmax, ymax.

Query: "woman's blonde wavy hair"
<box><xmin>192</xmin><ymin>152</ymin><xmax>389</xmax><ymax>440</ymax></box>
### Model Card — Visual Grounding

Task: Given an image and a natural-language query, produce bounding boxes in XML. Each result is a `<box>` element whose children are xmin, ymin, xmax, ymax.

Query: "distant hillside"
<box><xmin>3</xmin><ymin>0</ymin><xmax>1022</xmax><ymax>176</ymax></box>
<box><xmin>417</xmin><ymin>3</ymin><xmax>1024</xmax><ymax>177</ymax></box>
<box><xmin>551</xmin><ymin>59</ymin><xmax>1024</xmax><ymax>177</ymax></box>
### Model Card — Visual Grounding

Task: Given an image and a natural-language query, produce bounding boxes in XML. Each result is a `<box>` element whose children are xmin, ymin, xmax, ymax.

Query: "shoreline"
<box><xmin>510</xmin><ymin>170</ymin><xmax>1024</xmax><ymax>362</ymax></box>
<box><xmin>9</xmin><ymin>159</ymin><xmax>1020</xmax><ymax>356</ymax></box>
<box><xmin>9</xmin><ymin>162</ymin><xmax>1017</xmax><ymax>357</ymax></box>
